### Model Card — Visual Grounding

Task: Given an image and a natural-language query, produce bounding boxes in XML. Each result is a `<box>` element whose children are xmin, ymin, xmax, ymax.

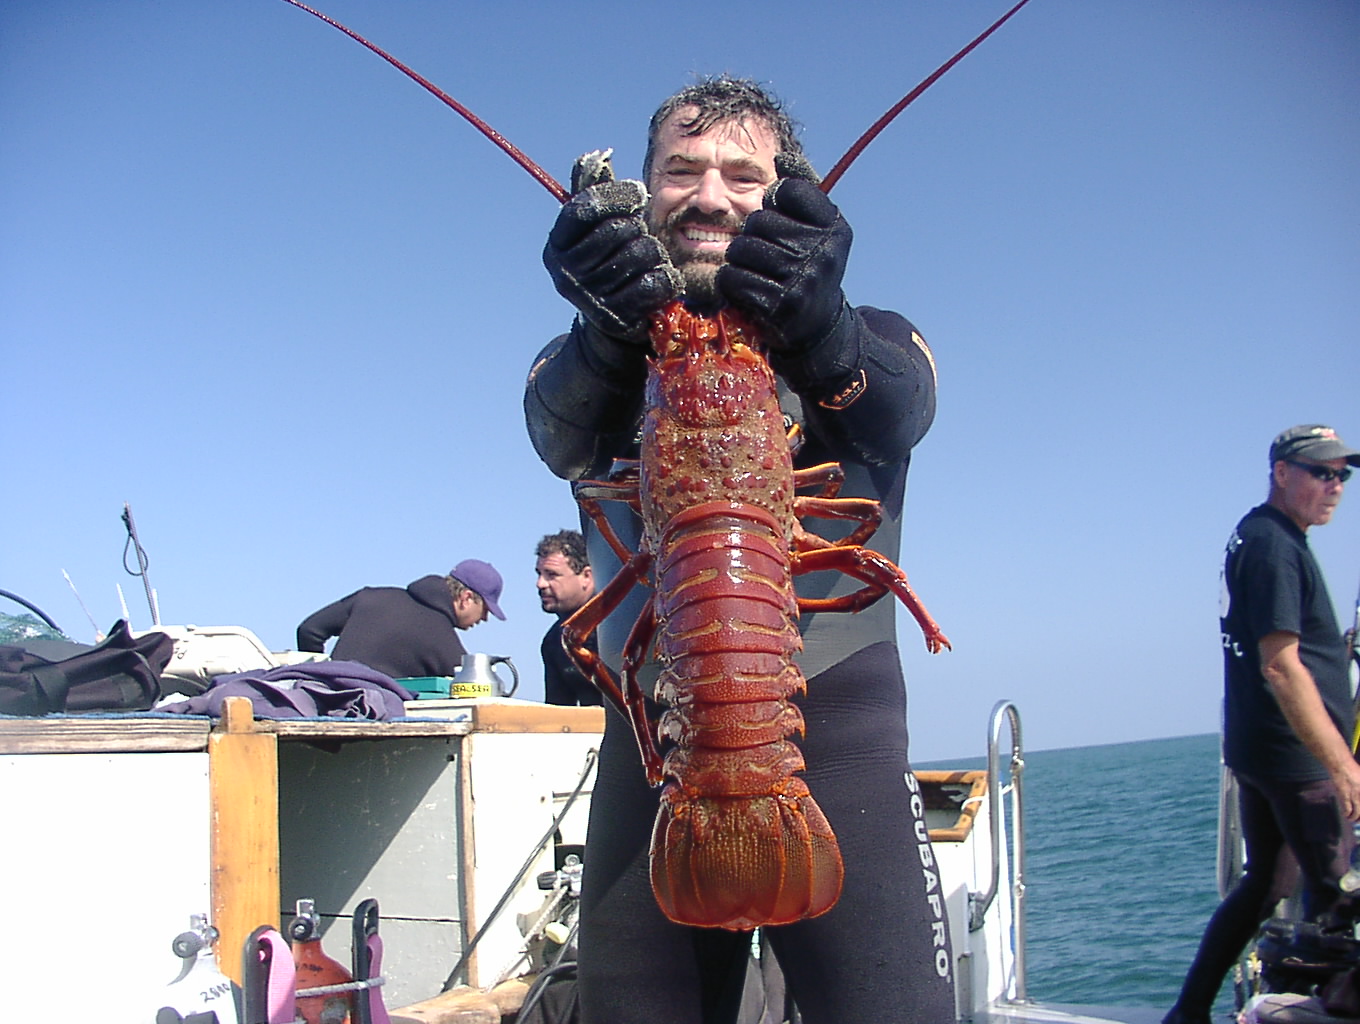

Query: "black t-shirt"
<box><xmin>1221</xmin><ymin>504</ymin><xmax>1353</xmax><ymax>780</ymax></box>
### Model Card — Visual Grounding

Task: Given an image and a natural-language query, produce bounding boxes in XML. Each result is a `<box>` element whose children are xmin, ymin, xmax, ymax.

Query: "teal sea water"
<box><xmin>925</xmin><ymin>732</ymin><xmax>1238</xmax><ymax>1019</ymax></box>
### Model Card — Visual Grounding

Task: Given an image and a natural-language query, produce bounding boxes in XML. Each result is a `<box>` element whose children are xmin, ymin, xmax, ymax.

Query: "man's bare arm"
<box><xmin>1260</xmin><ymin>630</ymin><xmax>1360</xmax><ymax>819</ymax></box>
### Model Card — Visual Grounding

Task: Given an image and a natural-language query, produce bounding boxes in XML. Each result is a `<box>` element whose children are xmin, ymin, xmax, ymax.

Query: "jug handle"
<box><xmin>490</xmin><ymin>656</ymin><xmax>519</xmax><ymax>697</ymax></box>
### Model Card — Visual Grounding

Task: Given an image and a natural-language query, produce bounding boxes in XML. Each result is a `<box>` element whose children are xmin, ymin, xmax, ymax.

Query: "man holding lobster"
<box><xmin>525</xmin><ymin>76</ymin><xmax>952</xmax><ymax>1023</ymax></box>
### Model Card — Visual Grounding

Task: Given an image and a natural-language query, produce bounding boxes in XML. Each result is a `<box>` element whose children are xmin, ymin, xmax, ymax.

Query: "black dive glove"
<box><xmin>543</xmin><ymin>179</ymin><xmax>679</xmax><ymax>346</ymax></box>
<box><xmin>718</xmin><ymin>177</ymin><xmax>852</xmax><ymax>353</ymax></box>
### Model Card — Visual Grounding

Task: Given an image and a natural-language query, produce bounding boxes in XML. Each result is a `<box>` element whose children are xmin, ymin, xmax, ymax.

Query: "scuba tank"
<box><xmin>289</xmin><ymin>899</ymin><xmax>353</xmax><ymax>1024</ymax></box>
<box><xmin>154</xmin><ymin>913</ymin><xmax>240</xmax><ymax>1024</ymax></box>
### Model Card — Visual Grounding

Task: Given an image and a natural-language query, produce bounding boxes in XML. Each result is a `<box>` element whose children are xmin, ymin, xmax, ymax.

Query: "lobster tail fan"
<box><xmin>649</xmin><ymin>785</ymin><xmax>844</xmax><ymax>930</ymax></box>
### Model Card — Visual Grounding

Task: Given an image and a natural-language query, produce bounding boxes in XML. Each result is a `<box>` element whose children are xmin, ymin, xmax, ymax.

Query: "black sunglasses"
<box><xmin>1287</xmin><ymin>460</ymin><xmax>1352</xmax><ymax>484</ymax></box>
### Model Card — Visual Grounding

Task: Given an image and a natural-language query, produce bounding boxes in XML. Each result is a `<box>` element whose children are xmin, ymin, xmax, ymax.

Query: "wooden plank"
<box><xmin>0</xmin><ymin>714</ymin><xmax>470</xmax><ymax>753</ymax></box>
<box><xmin>266</xmin><ymin>717</ymin><xmax>472</xmax><ymax>740</ymax></box>
<box><xmin>459</xmin><ymin>735</ymin><xmax>479</xmax><ymax>987</ymax></box>
<box><xmin>0</xmin><ymin>716</ymin><xmax>211</xmax><ymax>754</ymax></box>
<box><xmin>390</xmin><ymin>978</ymin><xmax>530</xmax><ymax>1023</ymax></box>
<box><xmin>470</xmin><ymin>702</ymin><xmax>605</xmax><ymax>734</ymax></box>
<box><xmin>209</xmin><ymin>696</ymin><xmax>279</xmax><ymax>984</ymax></box>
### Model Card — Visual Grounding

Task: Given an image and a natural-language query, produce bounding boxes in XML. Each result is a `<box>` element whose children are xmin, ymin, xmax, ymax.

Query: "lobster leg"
<box><xmin>572</xmin><ymin>458</ymin><xmax>642</xmax><ymax>499</ymax></box>
<box><xmin>792</xmin><ymin>494</ymin><xmax>884</xmax><ymax>549</ymax></box>
<box><xmin>573</xmin><ymin>462</ymin><xmax>642</xmax><ymax>568</ymax></box>
<box><xmin>617</xmin><ymin>598</ymin><xmax>666</xmax><ymax>785</ymax></box>
<box><xmin>792</xmin><ymin>545</ymin><xmax>951</xmax><ymax>653</ymax></box>
<box><xmin>560</xmin><ymin>551</ymin><xmax>653</xmax><ymax>717</ymax></box>
<box><xmin>790</xmin><ymin>461</ymin><xmax>846</xmax><ymax>499</ymax></box>
<box><xmin>574</xmin><ymin>495</ymin><xmax>639</xmax><ymax>568</ymax></box>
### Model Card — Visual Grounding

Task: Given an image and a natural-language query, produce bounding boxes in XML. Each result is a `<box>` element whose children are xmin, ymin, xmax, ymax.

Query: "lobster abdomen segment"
<box><xmin>649</xmin><ymin>500</ymin><xmax>845</xmax><ymax>928</ymax></box>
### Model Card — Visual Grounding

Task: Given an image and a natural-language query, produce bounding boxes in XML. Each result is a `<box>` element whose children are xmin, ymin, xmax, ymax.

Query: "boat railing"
<box><xmin>970</xmin><ymin>698</ymin><xmax>1027</xmax><ymax>1002</ymax></box>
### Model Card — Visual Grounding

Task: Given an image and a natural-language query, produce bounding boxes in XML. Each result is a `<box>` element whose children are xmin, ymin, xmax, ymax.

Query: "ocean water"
<box><xmin>924</xmin><ymin>732</ymin><xmax>1238</xmax><ymax>1019</ymax></box>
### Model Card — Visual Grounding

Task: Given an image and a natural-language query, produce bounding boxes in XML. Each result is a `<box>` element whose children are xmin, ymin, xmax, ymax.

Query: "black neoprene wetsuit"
<box><xmin>523</xmin><ymin>305</ymin><xmax>953</xmax><ymax>1024</ymax></box>
<box><xmin>542</xmin><ymin>618</ymin><xmax>603</xmax><ymax>706</ymax></box>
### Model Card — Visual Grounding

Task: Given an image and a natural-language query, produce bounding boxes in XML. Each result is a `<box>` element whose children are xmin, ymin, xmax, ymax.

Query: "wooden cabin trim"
<box><xmin>917</xmin><ymin>768</ymin><xmax>988</xmax><ymax>843</ymax></box>
<box><xmin>470</xmin><ymin>702</ymin><xmax>606</xmax><ymax>734</ymax></box>
<box><xmin>209</xmin><ymin>696</ymin><xmax>280</xmax><ymax>985</ymax></box>
<box><xmin>0</xmin><ymin>708</ymin><xmax>473</xmax><ymax>755</ymax></box>
<box><xmin>0</xmin><ymin>714</ymin><xmax>213</xmax><ymax>753</ymax></box>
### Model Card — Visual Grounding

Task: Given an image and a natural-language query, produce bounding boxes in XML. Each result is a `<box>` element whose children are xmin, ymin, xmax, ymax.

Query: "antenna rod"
<box><xmin>279</xmin><ymin>0</ymin><xmax>569</xmax><ymax>201</ymax></box>
<box><xmin>62</xmin><ymin>570</ymin><xmax>103</xmax><ymax>641</ymax></box>
<box><xmin>121</xmin><ymin>503</ymin><xmax>160</xmax><ymax>626</ymax></box>
<box><xmin>820</xmin><ymin>0</ymin><xmax>1034</xmax><ymax>193</ymax></box>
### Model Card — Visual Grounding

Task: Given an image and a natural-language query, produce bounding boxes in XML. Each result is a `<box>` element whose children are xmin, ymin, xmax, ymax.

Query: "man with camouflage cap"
<box><xmin>1165</xmin><ymin>425</ymin><xmax>1360</xmax><ymax>1024</ymax></box>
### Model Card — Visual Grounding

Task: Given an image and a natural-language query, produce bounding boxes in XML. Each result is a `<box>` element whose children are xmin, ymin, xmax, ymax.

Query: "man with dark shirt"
<box><xmin>535</xmin><ymin>530</ymin><xmax>600</xmax><ymax>706</ymax></box>
<box><xmin>296</xmin><ymin>559</ymin><xmax>505</xmax><ymax>680</ymax></box>
<box><xmin>1164</xmin><ymin>425</ymin><xmax>1360</xmax><ymax>1024</ymax></box>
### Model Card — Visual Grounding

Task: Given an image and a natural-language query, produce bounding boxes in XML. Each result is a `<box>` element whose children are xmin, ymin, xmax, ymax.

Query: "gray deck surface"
<box><xmin>970</xmin><ymin>1002</ymin><xmax>1167</xmax><ymax>1024</ymax></box>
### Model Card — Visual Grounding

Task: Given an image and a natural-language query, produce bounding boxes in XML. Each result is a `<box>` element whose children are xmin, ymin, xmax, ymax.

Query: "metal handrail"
<box><xmin>969</xmin><ymin>699</ymin><xmax>1027</xmax><ymax>1001</ymax></box>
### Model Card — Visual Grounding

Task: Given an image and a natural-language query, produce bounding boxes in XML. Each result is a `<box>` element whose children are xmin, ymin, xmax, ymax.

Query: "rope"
<box><xmin>295</xmin><ymin>975</ymin><xmax>384</xmax><ymax>997</ymax></box>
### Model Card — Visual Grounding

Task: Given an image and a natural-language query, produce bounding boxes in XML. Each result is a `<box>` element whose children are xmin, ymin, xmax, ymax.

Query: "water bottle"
<box><xmin>1340</xmin><ymin>824</ymin><xmax>1360</xmax><ymax>893</ymax></box>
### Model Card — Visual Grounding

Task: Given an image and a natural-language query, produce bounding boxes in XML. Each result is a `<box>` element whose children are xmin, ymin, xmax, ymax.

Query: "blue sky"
<box><xmin>3</xmin><ymin>1</ymin><xmax>1356</xmax><ymax>762</ymax></box>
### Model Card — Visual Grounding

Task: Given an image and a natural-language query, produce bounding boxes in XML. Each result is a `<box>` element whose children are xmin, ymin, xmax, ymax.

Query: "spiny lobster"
<box><xmin>281</xmin><ymin>0</ymin><xmax>1032</xmax><ymax>930</ymax></box>
<box><xmin>558</xmin><ymin>296</ymin><xmax>951</xmax><ymax>929</ymax></box>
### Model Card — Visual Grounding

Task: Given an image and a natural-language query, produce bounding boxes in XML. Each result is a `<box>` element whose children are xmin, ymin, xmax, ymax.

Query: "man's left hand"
<box><xmin>718</xmin><ymin>178</ymin><xmax>852</xmax><ymax>352</ymax></box>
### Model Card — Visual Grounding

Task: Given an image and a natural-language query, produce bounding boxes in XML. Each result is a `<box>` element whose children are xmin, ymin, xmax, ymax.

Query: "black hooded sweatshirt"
<box><xmin>296</xmin><ymin>575</ymin><xmax>467</xmax><ymax>680</ymax></box>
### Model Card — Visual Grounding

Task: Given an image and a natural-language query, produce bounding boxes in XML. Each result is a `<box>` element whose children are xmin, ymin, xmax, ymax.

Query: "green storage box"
<box><xmin>398</xmin><ymin>676</ymin><xmax>455</xmax><ymax>700</ymax></box>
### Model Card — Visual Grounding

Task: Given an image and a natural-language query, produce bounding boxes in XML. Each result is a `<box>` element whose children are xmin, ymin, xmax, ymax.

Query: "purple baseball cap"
<box><xmin>449</xmin><ymin>559</ymin><xmax>506</xmax><ymax>620</ymax></box>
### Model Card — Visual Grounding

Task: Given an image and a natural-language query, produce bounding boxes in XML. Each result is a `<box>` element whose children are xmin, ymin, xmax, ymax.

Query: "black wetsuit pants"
<box><xmin>576</xmin><ymin>641</ymin><xmax>956</xmax><ymax>1024</ymax></box>
<box><xmin>1168</xmin><ymin>770</ymin><xmax>1351</xmax><ymax>1017</ymax></box>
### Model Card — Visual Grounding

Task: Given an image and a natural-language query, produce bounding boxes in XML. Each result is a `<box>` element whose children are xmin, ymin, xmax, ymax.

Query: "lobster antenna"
<box><xmin>820</xmin><ymin>0</ymin><xmax>1034</xmax><ymax>193</ymax></box>
<box><xmin>279</xmin><ymin>0</ymin><xmax>569</xmax><ymax>202</ymax></box>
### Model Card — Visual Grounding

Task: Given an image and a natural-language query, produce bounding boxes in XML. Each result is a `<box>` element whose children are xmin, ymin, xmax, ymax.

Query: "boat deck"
<box><xmin>974</xmin><ymin>1002</ymin><xmax>1166</xmax><ymax>1024</ymax></box>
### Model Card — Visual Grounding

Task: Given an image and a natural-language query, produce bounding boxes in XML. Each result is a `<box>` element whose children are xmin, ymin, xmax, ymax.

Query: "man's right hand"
<box><xmin>543</xmin><ymin>180</ymin><xmax>678</xmax><ymax>345</ymax></box>
<box><xmin>1335</xmin><ymin>759</ymin><xmax>1360</xmax><ymax>822</ymax></box>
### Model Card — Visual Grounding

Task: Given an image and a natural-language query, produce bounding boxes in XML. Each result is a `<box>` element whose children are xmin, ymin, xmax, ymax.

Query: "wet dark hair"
<box><xmin>642</xmin><ymin>75</ymin><xmax>811</xmax><ymax>184</ymax></box>
<box><xmin>536</xmin><ymin>529</ymin><xmax>589</xmax><ymax>574</ymax></box>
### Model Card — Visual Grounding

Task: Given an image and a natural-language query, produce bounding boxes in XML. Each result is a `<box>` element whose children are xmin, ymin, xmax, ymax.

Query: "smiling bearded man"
<box><xmin>526</xmin><ymin>75</ymin><xmax>951</xmax><ymax>1024</ymax></box>
<box><xmin>644</xmin><ymin>112</ymin><xmax>775</xmax><ymax>306</ymax></box>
